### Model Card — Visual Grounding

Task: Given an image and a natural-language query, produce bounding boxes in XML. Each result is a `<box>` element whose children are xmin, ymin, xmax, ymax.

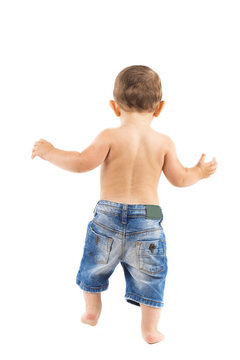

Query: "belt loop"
<box><xmin>93</xmin><ymin>203</ymin><xmax>97</xmax><ymax>215</ymax></box>
<box><xmin>122</xmin><ymin>204</ymin><xmax>128</xmax><ymax>224</ymax></box>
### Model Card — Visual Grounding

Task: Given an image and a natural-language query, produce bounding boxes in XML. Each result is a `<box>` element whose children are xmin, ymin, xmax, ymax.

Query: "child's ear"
<box><xmin>109</xmin><ymin>100</ymin><xmax>121</xmax><ymax>117</ymax></box>
<box><xmin>109</xmin><ymin>100</ymin><xmax>114</xmax><ymax>111</ymax></box>
<box><xmin>153</xmin><ymin>101</ymin><xmax>165</xmax><ymax>117</ymax></box>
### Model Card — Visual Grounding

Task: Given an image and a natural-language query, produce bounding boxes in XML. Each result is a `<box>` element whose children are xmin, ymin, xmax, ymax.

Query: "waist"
<box><xmin>100</xmin><ymin>191</ymin><xmax>159</xmax><ymax>206</ymax></box>
<box><xmin>93</xmin><ymin>200</ymin><xmax>163</xmax><ymax>219</ymax></box>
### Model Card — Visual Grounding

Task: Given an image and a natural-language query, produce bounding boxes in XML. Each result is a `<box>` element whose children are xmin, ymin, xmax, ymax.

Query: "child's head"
<box><xmin>112</xmin><ymin>65</ymin><xmax>163</xmax><ymax>115</ymax></box>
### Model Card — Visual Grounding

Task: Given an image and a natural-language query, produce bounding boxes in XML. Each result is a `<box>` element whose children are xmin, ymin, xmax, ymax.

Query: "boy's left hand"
<box><xmin>31</xmin><ymin>139</ymin><xmax>55</xmax><ymax>160</ymax></box>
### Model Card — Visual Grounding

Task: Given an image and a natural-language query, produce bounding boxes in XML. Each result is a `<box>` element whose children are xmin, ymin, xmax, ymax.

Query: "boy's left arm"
<box><xmin>31</xmin><ymin>128</ymin><xmax>111</xmax><ymax>173</ymax></box>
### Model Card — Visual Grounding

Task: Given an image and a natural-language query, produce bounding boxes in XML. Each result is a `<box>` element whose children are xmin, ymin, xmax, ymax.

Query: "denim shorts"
<box><xmin>76</xmin><ymin>200</ymin><xmax>168</xmax><ymax>308</ymax></box>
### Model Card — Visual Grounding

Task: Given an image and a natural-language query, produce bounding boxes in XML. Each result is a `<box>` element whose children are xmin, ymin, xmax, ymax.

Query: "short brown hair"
<box><xmin>113</xmin><ymin>65</ymin><xmax>162</xmax><ymax>113</ymax></box>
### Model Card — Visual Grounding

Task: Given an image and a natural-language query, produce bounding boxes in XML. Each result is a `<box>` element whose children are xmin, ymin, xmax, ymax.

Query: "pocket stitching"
<box><xmin>87</xmin><ymin>226</ymin><xmax>113</xmax><ymax>264</ymax></box>
<box><xmin>136</xmin><ymin>240</ymin><xmax>165</xmax><ymax>275</ymax></box>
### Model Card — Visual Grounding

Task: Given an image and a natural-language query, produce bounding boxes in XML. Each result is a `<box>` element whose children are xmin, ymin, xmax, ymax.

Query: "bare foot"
<box><xmin>142</xmin><ymin>330</ymin><xmax>165</xmax><ymax>344</ymax></box>
<box><xmin>81</xmin><ymin>312</ymin><xmax>99</xmax><ymax>326</ymax></box>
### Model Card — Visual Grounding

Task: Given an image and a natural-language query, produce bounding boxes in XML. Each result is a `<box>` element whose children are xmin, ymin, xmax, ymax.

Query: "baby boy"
<box><xmin>31</xmin><ymin>65</ymin><xmax>217</xmax><ymax>344</ymax></box>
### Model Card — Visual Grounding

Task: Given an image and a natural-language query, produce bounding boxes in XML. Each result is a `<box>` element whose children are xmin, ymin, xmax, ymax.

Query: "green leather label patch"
<box><xmin>145</xmin><ymin>205</ymin><xmax>162</xmax><ymax>219</ymax></box>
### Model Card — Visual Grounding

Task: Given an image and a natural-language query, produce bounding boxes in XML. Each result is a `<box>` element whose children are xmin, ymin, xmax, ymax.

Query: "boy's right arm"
<box><xmin>162</xmin><ymin>136</ymin><xmax>217</xmax><ymax>187</ymax></box>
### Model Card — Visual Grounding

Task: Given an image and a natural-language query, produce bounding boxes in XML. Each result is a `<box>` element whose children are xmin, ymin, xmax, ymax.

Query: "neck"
<box><xmin>120</xmin><ymin>110</ymin><xmax>154</xmax><ymax>127</ymax></box>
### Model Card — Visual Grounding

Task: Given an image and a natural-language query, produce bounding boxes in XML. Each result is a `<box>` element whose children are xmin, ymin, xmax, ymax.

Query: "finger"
<box><xmin>209</xmin><ymin>163</ymin><xmax>217</xmax><ymax>168</ymax></box>
<box><xmin>210</xmin><ymin>161</ymin><xmax>218</xmax><ymax>166</ymax></box>
<box><xmin>200</xmin><ymin>154</ymin><xmax>206</xmax><ymax>162</ymax></box>
<box><xmin>208</xmin><ymin>167</ymin><xmax>217</xmax><ymax>173</ymax></box>
<box><xmin>207</xmin><ymin>159</ymin><xmax>217</xmax><ymax>165</ymax></box>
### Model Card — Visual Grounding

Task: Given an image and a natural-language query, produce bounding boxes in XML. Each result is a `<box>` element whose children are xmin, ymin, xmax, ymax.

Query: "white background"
<box><xmin>0</xmin><ymin>0</ymin><xmax>239</xmax><ymax>358</ymax></box>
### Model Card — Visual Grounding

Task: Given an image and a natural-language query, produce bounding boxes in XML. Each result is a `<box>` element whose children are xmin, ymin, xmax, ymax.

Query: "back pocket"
<box><xmin>87</xmin><ymin>226</ymin><xmax>113</xmax><ymax>264</ymax></box>
<box><xmin>136</xmin><ymin>237</ymin><xmax>166</xmax><ymax>275</ymax></box>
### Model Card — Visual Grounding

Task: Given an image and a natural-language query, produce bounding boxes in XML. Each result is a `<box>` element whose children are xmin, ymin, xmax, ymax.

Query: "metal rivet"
<box><xmin>96</xmin><ymin>236</ymin><xmax>99</xmax><ymax>244</ymax></box>
<box><xmin>149</xmin><ymin>243</ymin><xmax>155</xmax><ymax>253</ymax></box>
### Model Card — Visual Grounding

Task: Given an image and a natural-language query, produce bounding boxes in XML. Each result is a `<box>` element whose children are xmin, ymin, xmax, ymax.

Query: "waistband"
<box><xmin>93</xmin><ymin>200</ymin><xmax>163</xmax><ymax>219</ymax></box>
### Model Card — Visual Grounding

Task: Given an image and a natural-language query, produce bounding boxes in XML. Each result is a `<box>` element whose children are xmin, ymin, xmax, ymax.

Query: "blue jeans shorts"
<box><xmin>76</xmin><ymin>200</ymin><xmax>168</xmax><ymax>308</ymax></box>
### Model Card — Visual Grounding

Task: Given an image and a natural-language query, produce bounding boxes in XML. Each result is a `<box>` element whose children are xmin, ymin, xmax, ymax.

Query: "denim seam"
<box><xmin>136</xmin><ymin>241</ymin><xmax>165</xmax><ymax>275</ymax></box>
<box><xmin>121</xmin><ymin>224</ymin><xmax>126</xmax><ymax>261</ymax></box>
<box><xmin>96</xmin><ymin>210</ymin><xmax>146</xmax><ymax>217</ymax></box>
<box><xmin>96</xmin><ymin>203</ymin><xmax>146</xmax><ymax>210</ymax></box>
<box><xmin>92</xmin><ymin>219</ymin><xmax>163</xmax><ymax>237</ymax></box>
<box><xmin>96</xmin><ymin>211</ymin><xmax>161</xmax><ymax>220</ymax></box>
<box><xmin>78</xmin><ymin>280</ymin><xmax>108</xmax><ymax>290</ymax></box>
<box><xmin>125</xmin><ymin>292</ymin><xmax>164</xmax><ymax>305</ymax></box>
<box><xmin>89</xmin><ymin>225</ymin><xmax>113</xmax><ymax>241</ymax></box>
<box><xmin>96</xmin><ymin>210</ymin><xmax>123</xmax><ymax>216</ymax></box>
<box><xmin>92</xmin><ymin>220</ymin><xmax>123</xmax><ymax>235</ymax></box>
<box><xmin>86</xmin><ymin>246</ymin><xmax>110</xmax><ymax>265</ymax></box>
<box><xmin>86</xmin><ymin>226</ymin><xmax>112</xmax><ymax>264</ymax></box>
<box><xmin>127</xmin><ymin>228</ymin><xmax>164</xmax><ymax>236</ymax></box>
<box><xmin>96</xmin><ymin>204</ymin><xmax>123</xmax><ymax>209</ymax></box>
<box><xmin>96</xmin><ymin>208</ymin><xmax>146</xmax><ymax>213</ymax></box>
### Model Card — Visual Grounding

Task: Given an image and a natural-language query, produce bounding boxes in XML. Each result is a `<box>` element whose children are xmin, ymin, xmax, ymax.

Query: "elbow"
<box><xmin>177</xmin><ymin>170</ymin><xmax>188</xmax><ymax>187</ymax></box>
<box><xmin>173</xmin><ymin>182</ymin><xmax>184</xmax><ymax>188</ymax></box>
<box><xmin>77</xmin><ymin>164</ymin><xmax>90</xmax><ymax>173</ymax></box>
<box><xmin>171</xmin><ymin>169</ymin><xmax>187</xmax><ymax>187</ymax></box>
<box><xmin>172</xmin><ymin>181</ymin><xmax>185</xmax><ymax>188</ymax></box>
<box><xmin>163</xmin><ymin>167</ymin><xmax>187</xmax><ymax>187</ymax></box>
<box><xmin>167</xmin><ymin>178</ymin><xmax>184</xmax><ymax>187</ymax></box>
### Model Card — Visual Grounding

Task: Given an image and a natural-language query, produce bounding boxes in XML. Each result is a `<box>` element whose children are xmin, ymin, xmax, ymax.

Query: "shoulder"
<box><xmin>93</xmin><ymin>127</ymin><xmax>114</xmax><ymax>141</ymax></box>
<box><xmin>100</xmin><ymin>127</ymin><xmax>121</xmax><ymax>140</ymax></box>
<box><xmin>151</xmin><ymin>130</ymin><xmax>177</xmax><ymax>158</ymax></box>
<box><xmin>152</xmin><ymin>130</ymin><xmax>174</xmax><ymax>147</ymax></box>
<box><xmin>98</xmin><ymin>127</ymin><xmax>117</xmax><ymax>136</ymax></box>
<box><xmin>92</xmin><ymin>127</ymin><xmax>117</xmax><ymax>148</ymax></box>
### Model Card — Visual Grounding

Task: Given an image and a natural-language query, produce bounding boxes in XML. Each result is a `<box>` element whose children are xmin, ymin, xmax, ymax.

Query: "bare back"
<box><xmin>100</xmin><ymin>126</ymin><xmax>168</xmax><ymax>205</ymax></box>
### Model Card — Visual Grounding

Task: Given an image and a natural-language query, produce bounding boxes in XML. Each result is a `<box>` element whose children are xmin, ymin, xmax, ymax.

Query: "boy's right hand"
<box><xmin>196</xmin><ymin>154</ymin><xmax>218</xmax><ymax>179</ymax></box>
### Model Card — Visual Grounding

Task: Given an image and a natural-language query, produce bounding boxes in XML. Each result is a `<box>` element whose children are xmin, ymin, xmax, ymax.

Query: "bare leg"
<box><xmin>81</xmin><ymin>291</ymin><xmax>102</xmax><ymax>326</ymax></box>
<box><xmin>140</xmin><ymin>303</ymin><xmax>165</xmax><ymax>344</ymax></box>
